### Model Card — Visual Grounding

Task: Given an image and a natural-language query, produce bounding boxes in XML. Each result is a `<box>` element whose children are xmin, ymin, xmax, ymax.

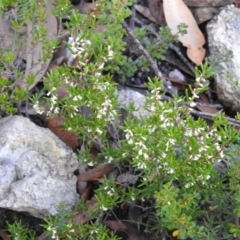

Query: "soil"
<box><xmin>0</xmin><ymin>208</ymin><xmax>44</xmax><ymax>238</ymax></box>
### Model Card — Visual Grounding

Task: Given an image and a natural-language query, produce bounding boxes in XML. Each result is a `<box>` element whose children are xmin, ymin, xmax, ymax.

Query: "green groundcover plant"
<box><xmin>1</xmin><ymin>0</ymin><xmax>240</xmax><ymax>239</ymax></box>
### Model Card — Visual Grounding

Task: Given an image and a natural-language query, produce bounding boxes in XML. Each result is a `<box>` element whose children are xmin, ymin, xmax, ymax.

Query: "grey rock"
<box><xmin>0</xmin><ymin>115</ymin><xmax>79</xmax><ymax>218</ymax></box>
<box><xmin>106</xmin><ymin>87</ymin><xmax>149</xmax><ymax>143</ymax></box>
<box><xmin>117</xmin><ymin>86</ymin><xmax>149</xmax><ymax>119</ymax></box>
<box><xmin>207</xmin><ymin>5</ymin><xmax>240</xmax><ymax>111</ymax></box>
<box><xmin>168</xmin><ymin>69</ymin><xmax>185</xmax><ymax>82</ymax></box>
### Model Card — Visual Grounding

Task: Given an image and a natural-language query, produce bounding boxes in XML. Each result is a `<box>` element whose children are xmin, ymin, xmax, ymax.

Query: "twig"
<box><xmin>134</xmin><ymin>18</ymin><xmax>195</xmax><ymax>74</ymax></box>
<box><xmin>168</xmin><ymin>43</ymin><xmax>195</xmax><ymax>74</ymax></box>
<box><xmin>122</xmin><ymin>21</ymin><xmax>174</xmax><ymax>95</ymax></box>
<box><xmin>161</xmin><ymin>95</ymin><xmax>223</xmax><ymax>109</ymax></box>
<box><xmin>190</xmin><ymin>109</ymin><xmax>240</xmax><ymax>129</ymax></box>
<box><xmin>195</xmin><ymin>102</ymin><xmax>223</xmax><ymax>109</ymax></box>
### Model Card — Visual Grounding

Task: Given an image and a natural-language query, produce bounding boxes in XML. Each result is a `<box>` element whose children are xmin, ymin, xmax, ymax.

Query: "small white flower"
<box><xmin>95</xmin><ymin>72</ymin><xmax>102</xmax><ymax>77</ymax></box>
<box><xmin>148</xmin><ymin>125</ymin><xmax>156</xmax><ymax>134</ymax></box>
<box><xmin>137</xmin><ymin>162</ymin><xmax>147</xmax><ymax>169</ymax></box>
<box><xmin>160</xmin><ymin>123</ymin><xmax>167</xmax><ymax>128</ymax></box>
<box><xmin>96</xmin><ymin>127</ymin><xmax>103</xmax><ymax>135</ymax></box>
<box><xmin>192</xmin><ymin>91</ymin><xmax>199</xmax><ymax>99</ymax></box>
<box><xmin>159</xmin><ymin>114</ymin><xmax>165</xmax><ymax>121</ymax></box>
<box><xmin>73</xmin><ymin>95</ymin><xmax>82</xmax><ymax>101</ymax></box>
<box><xmin>192</xmin><ymin>154</ymin><xmax>201</xmax><ymax>161</ymax></box>
<box><xmin>143</xmin><ymin>153</ymin><xmax>149</xmax><ymax>160</ymax></box>
<box><xmin>88</xmin><ymin>161</ymin><xmax>94</xmax><ymax>167</ymax></box>
<box><xmin>185</xmin><ymin>129</ymin><xmax>193</xmax><ymax>137</ymax></box>
<box><xmin>125</xmin><ymin>129</ymin><xmax>134</xmax><ymax>138</ymax></box>
<box><xmin>107</xmin><ymin>156</ymin><xmax>113</xmax><ymax>163</ymax></box>
<box><xmin>199</xmin><ymin>145</ymin><xmax>208</xmax><ymax>152</ymax></box>
<box><xmin>107</xmin><ymin>190</ymin><xmax>113</xmax><ymax>196</ymax></box>
<box><xmin>216</xmin><ymin>135</ymin><xmax>222</xmax><ymax>141</ymax></box>
<box><xmin>53</xmin><ymin>107</ymin><xmax>59</xmax><ymax>114</ymax></box>
<box><xmin>195</xmin><ymin>128</ymin><xmax>205</xmax><ymax>135</ymax></box>
<box><xmin>219</xmin><ymin>151</ymin><xmax>225</xmax><ymax>158</ymax></box>
<box><xmin>170</xmin><ymin>139</ymin><xmax>176</xmax><ymax>144</ymax></box>
<box><xmin>190</xmin><ymin>102</ymin><xmax>197</xmax><ymax>107</ymax></box>
<box><xmin>98</xmin><ymin>62</ymin><xmax>105</xmax><ymax>70</ymax></box>
<box><xmin>33</xmin><ymin>101</ymin><xmax>44</xmax><ymax>115</ymax></box>
<box><xmin>101</xmin><ymin>205</ymin><xmax>108</xmax><ymax>211</ymax></box>
<box><xmin>107</xmin><ymin>46</ymin><xmax>114</xmax><ymax>59</ymax></box>
<box><xmin>90</xmin><ymin>229</ymin><xmax>99</xmax><ymax>235</ymax></box>
<box><xmin>96</xmin><ymin>113</ymin><xmax>103</xmax><ymax>119</ymax></box>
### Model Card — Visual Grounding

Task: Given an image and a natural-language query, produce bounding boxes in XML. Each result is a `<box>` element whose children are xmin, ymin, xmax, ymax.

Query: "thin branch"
<box><xmin>190</xmin><ymin>109</ymin><xmax>240</xmax><ymax>129</ymax></box>
<box><xmin>122</xmin><ymin>21</ymin><xmax>175</xmax><ymax>95</ymax></box>
<box><xmin>134</xmin><ymin>18</ymin><xmax>195</xmax><ymax>74</ymax></box>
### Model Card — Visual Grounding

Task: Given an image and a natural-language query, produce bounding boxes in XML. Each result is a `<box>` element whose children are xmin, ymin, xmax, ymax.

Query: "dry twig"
<box><xmin>123</xmin><ymin>21</ymin><xmax>175</xmax><ymax>95</ymax></box>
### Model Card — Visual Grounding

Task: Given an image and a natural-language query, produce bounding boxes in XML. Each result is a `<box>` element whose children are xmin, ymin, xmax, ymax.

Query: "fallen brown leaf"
<box><xmin>163</xmin><ymin>0</ymin><xmax>206</xmax><ymax>65</ymax></box>
<box><xmin>0</xmin><ymin>230</ymin><xmax>11</xmax><ymax>240</ymax></box>
<box><xmin>104</xmin><ymin>220</ymin><xmax>149</xmax><ymax>240</ymax></box>
<box><xmin>47</xmin><ymin>116</ymin><xmax>79</xmax><ymax>150</ymax></box>
<box><xmin>72</xmin><ymin>198</ymin><xmax>98</xmax><ymax>224</ymax></box>
<box><xmin>77</xmin><ymin>163</ymin><xmax>116</xmax><ymax>181</ymax></box>
<box><xmin>78</xmin><ymin>3</ymin><xmax>98</xmax><ymax>14</ymax></box>
<box><xmin>196</xmin><ymin>93</ymin><xmax>219</xmax><ymax>114</ymax></box>
<box><xmin>148</xmin><ymin>0</ymin><xmax>165</xmax><ymax>24</ymax></box>
<box><xmin>134</xmin><ymin>5</ymin><xmax>159</xmax><ymax>24</ymax></box>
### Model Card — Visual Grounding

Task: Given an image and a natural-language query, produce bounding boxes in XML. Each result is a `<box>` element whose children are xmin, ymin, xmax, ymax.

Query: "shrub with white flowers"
<box><xmin>2</xmin><ymin>0</ymin><xmax>240</xmax><ymax>239</ymax></box>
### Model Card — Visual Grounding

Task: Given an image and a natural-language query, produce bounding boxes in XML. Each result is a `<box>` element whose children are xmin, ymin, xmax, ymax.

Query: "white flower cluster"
<box><xmin>47</xmin><ymin>225</ymin><xmax>59</xmax><ymax>240</ymax></box>
<box><xmin>125</xmin><ymin>129</ymin><xmax>150</xmax><ymax>169</ymax></box>
<box><xmin>33</xmin><ymin>101</ymin><xmax>45</xmax><ymax>115</ymax></box>
<box><xmin>104</xmin><ymin>185</ymin><xmax>115</xmax><ymax>196</ymax></box>
<box><xmin>90</xmin><ymin>229</ymin><xmax>99</xmax><ymax>235</ymax></box>
<box><xmin>186</xmin><ymin>127</ymin><xmax>224</xmax><ymax>161</ymax></box>
<box><xmin>95</xmin><ymin>97</ymin><xmax>117</xmax><ymax>123</ymax></box>
<box><xmin>33</xmin><ymin>88</ymin><xmax>59</xmax><ymax>115</ymax></box>
<box><xmin>66</xmin><ymin>36</ymin><xmax>91</xmax><ymax>65</ymax></box>
<box><xmin>100</xmin><ymin>205</ymin><xmax>108</xmax><ymax>211</ymax></box>
<box><xmin>107</xmin><ymin>45</ymin><xmax>114</xmax><ymax>60</ymax></box>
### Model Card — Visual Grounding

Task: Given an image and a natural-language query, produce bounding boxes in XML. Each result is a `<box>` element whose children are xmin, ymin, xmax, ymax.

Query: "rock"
<box><xmin>190</xmin><ymin>7</ymin><xmax>218</xmax><ymax>24</ymax></box>
<box><xmin>168</xmin><ymin>69</ymin><xmax>186</xmax><ymax>82</ymax></box>
<box><xmin>106</xmin><ymin>87</ymin><xmax>149</xmax><ymax>142</ymax></box>
<box><xmin>0</xmin><ymin>115</ymin><xmax>79</xmax><ymax>219</ymax></box>
<box><xmin>117</xmin><ymin>86</ymin><xmax>149</xmax><ymax>119</ymax></box>
<box><xmin>207</xmin><ymin>5</ymin><xmax>240</xmax><ymax>111</ymax></box>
